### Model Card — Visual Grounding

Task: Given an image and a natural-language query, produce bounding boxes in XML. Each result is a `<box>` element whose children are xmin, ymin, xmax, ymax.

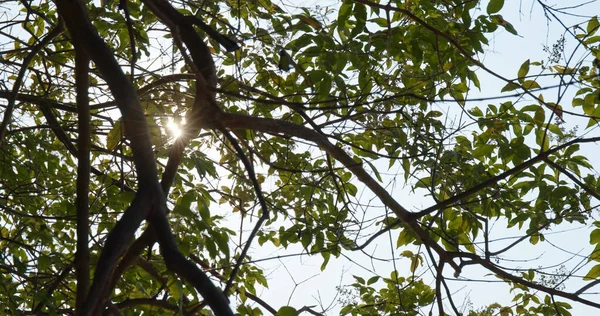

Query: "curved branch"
<box><xmin>55</xmin><ymin>0</ymin><xmax>166</xmax><ymax>314</ymax></box>
<box><xmin>219</xmin><ymin>112</ymin><xmax>461</xmax><ymax>273</ymax></box>
<box><xmin>82</xmin><ymin>0</ymin><xmax>234</xmax><ymax>313</ymax></box>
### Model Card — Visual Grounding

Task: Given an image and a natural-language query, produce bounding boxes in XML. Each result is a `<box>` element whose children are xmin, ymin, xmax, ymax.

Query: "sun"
<box><xmin>166</xmin><ymin>118</ymin><xmax>183</xmax><ymax>139</ymax></box>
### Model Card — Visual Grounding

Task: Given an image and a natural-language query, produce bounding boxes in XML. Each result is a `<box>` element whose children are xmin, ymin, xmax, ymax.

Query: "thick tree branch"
<box><xmin>54</xmin><ymin>0</ymin><xmax>166</xmax><ymax>314</ymax></box>
<box><xmin>74</xmin><ymin>46</ymin><xmax>91</xmax><ymax>312</ymax></box>
<box><xmin>55</xmin><ymin>0</ymin><xmax>234</xmax><ymax>313</ymax></box>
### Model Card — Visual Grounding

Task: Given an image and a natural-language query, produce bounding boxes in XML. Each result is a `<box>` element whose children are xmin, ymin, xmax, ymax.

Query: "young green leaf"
<box><xmin>518</xmin><ymin>59</ymin><xmax>530</xmax><ymax>83</ymax></box>
<box><xmin>487</xmin><ymin>0</ymin><xmax>504</xmax><ymax>14</ymax></box>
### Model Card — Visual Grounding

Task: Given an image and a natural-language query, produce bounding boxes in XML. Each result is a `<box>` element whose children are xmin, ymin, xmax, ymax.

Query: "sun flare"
<box><xmin>167</xmin><ymin>118</ymin><xmax>183</xmax><ymax>139</ymax></box>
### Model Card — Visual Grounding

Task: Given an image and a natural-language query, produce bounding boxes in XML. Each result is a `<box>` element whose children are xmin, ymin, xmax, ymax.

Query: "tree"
<box><xmin>1</xmin><ymin>0</ymin><xmax>599</xmax><ymax>314</ymax></box>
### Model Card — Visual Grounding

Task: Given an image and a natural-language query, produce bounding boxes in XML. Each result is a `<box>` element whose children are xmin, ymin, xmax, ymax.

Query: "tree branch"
<box><xmin>74</xmin><ymin>45</ymin><xmax>91</xmax><ymax>312</ymax></box>
<box><xmin>219</xmin><ymin>113</ymin><xmax>461</xmax><ymax>273</ymax></box>
<box><xmin>55</xmin><ymin>0</ymin><xmax>166</xmax><ymax>314</ymax></box>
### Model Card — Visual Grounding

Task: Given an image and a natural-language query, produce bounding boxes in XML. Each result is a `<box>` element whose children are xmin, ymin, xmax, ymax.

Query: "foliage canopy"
<box><xmin>1</xmin><ymin>0</ymin><xmax>600</xmax><ymax>315</ymax></box>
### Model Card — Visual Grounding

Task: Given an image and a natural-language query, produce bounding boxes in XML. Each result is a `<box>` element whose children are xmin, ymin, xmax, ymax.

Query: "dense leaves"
<box><xmin>1</xmin><ymin>0</ymin><xmax>600</xmax><ymax>315</ymax></box>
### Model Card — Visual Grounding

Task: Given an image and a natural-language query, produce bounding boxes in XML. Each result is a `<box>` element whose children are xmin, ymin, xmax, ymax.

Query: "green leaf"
<box><xmin>238</xmin><ymin>286</ymin><xmax>247</xmax><ymax>303</ymax></box>
<box><xmin>400</xmin><ymin>250</ymin><xmax>414</xmax><ymax>257</ymax></box>
<box><xmin>410</xmin><ymin>256</ymin><xmax>420</xmax><ymax>272</ymax></box>
<box><xmin>278</xmin><ymin>49</ymin><xmax>293</xmax><ymax>71</ymax></box>
<box><xmin>535</xmin><ymin>129</ymin><xmax>550</xmax><ymax>151</ymax></box>
<box><xmin>523</xmin><ymin>80</ymin><xmax>541</xmax><ymax>90</ymax></box>
<box><xmin>367</xmin><ymin>276</ymin><xmax>379</xmax><ymax>285</ymax></box>
<box><xmin>583</xmin><ymin>264</ymin><xmax>600</xmax><ymax>281</ymax></box>
<box><xmin>518</xmin><ymin>59</ymin><xmax>530</xmax><ymax>83</ymax></box>
<box><xmin>320</xmin><ymin>251</ymin><xmax>331</xmax><ymax>271</ymax></box>
<box><xmin>193</xmin><ymin>153</ymin><xmax>217</xmax><ymax>179</ymax></box>
<box><xmin>530</xmin><ymin>233</ymin><xmax>539</xmax><ymax>245</ymax></box>
<box><xmin>296</xmin><ymin>15</ymin><xmax>322</xmax><ymax>30</ymax></box>
<box><xmin>353</xmin><ymin>275</ymin><xmax>365</xmax><ymax>284</ymax></box>
<box><xmin>365</xmin><ymin>160</ymin><xmax>382</xmax><ymax>182</ymax></box>
<box><xmin>351</xmin><ymin>3</ymin><xmax>367</xmax><ymax>38</ymax></box>
<box><xmin>503</xmin><ymin>20</ymin><xmax>519</xmax><ymax>35</ymax></box>
<box><xmin>533</xmin><ymin>106</ymin><xmax>545</xmax><ymax>126</ymax></box>
<box><xmin>492</xmin><ymin>15</ymin><xmax>519</xmax><ymax>35</ymax></box>
<box><xmin>197</xmin><ymin>198</ymin><xmax>211</xmax><ymax>223</ymax></box>
<box><xmin>213</xmin><ymin>231</ymin><xmax>230</xmax><ymax>259</ymax></box>
<box><xmin>106</xmin><ymin>120</ymin><xmax>122</xmax><ymax>151</ymax></box>
<box><xmin>276</xmin><ymin>306</ymin><xmax>298</xmax><ymax>316</ymax></box>
<box><xmin>340</xmin><ymin>305</ymin><xmax>353</xmax><ymax>314</ymax></box>
<box><xmin>338</xmin><ymin>2</ymin><xmax>353</xmax><ymax>27</ymax></box>
<box><xmin>590</xmin><ymin>228</ymin><xmax>600</xmax><ymax>244</ymax></box>
<box><xmin>587</xmin><ymin>16</ymin><xmax>599</xmax><ymax>34</ymax></box>
<box><xmin>487</xmin><ymin>0</ymin><xmax>504</xmax><ymax>14</ymax></box>
<box><xmin>501</xmin><ymin>82</ymin><xmax>520</xmax><ymax>92</ymax></box>
<box><xmin>469</xmin><ymin>106</ymin><xmax>483</xmax><ymax>116</ymax></box>
<box><xmin>397</xmin><ymin>229</ymin><xmax>415</xmax><ymax>247</ymax></box>
<box><xmin>473</xmin><ymin>144</ymin><xmax>495</xmax><ymax>159</ymax></box>
<box><xmin>173</xmin><ymin>191</ymin><xmax>196</xmax><ymax>218</ymax></box>
<box><xmin>345</xmin><ymin>183</ymin><xmax>358</xmax><ymax>196</ymax></box>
